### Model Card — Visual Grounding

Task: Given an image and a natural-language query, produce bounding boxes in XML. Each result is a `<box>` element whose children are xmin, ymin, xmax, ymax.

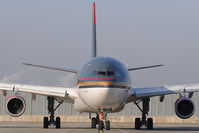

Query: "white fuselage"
<box><xmin>73</xmin><ymin>87</ymin><xmax>129</xmax><ymax>113</ymax></box>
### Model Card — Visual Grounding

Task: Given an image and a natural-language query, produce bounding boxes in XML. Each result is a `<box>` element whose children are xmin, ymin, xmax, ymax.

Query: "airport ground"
<box><xmin>0</xmin><ymin>122</ymin><xmax>199</xmax><ymax>133</ymax></box>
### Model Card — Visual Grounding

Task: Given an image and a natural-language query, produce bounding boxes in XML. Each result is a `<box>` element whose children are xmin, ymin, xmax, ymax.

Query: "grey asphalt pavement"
<box><xmin>0</xmin><ymin>122</ymin><xmax>198</xmax><ymax>133</ymax></box>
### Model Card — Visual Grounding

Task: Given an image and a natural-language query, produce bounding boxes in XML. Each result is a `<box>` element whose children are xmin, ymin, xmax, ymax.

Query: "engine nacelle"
<box><xmin>175</xmin><ymin>97</ymin><xmax>194</xmax><ymax>119</ymax></box>
<box><xmin>5</xmin><ymin>95</ymin><xmax>26</xmax><ymax>117</ymax></box>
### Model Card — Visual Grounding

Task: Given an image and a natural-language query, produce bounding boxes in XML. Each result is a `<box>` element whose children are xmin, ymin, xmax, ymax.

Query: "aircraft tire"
<box><xmin>135</xmin><ymin>118</ymin><xmax>141</xmax><ymax>129</ymax></box>
<box><xmin>105</xmin><ymin>120</ymin><xmax>110</xmax><ymax>130</ymax></box>
<box><xmin>43</xmin><ymin>117</ymin><xmax>49</xmax><ymax>129</ymax></box>
<box><xmin>96</xmin><ymin>115</ymin><xmax>99</xmax><ymax>124</ymax></box>
<box><xmin>147</xmin><ymin>118</ymin><xmax>153</xmax><ymax>130</ymax></box>
<box><xmin>91</xmin><ymin>117</ymin><xmax>96</xmax><ymax>128</ymax></box>
<box><xmin>56</xmin><ymin>117</ymin><xmax>61</xmax><ymax>128</ymax></box>
<box><xmin>98</xmin><ymin>121</ymin><xmax>104</xmax><ymax>130</ymax></box>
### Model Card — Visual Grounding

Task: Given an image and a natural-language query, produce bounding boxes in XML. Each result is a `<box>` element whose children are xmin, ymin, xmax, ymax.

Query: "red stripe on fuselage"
<box><xmin>78</xmin><ymin>77</ymin><xmax>118</xmax><ymax>80</ymax></box>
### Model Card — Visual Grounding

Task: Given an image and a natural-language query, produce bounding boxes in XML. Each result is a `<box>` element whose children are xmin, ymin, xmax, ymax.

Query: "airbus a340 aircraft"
<box><xmin>0</xmin><ymin>2</ymin><xmax>199</xmax><ymax>131</ymax></box>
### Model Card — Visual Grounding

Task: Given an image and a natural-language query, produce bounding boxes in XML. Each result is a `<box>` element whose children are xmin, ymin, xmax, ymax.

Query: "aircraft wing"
<box><xmin>128</xmin><ymin>64</ymin><xmax>163</xmax><ymax>71</ymax></box>
<box><xmin>127</xmin><ymin>84</ymin><xmax>199</xmax><ymax>103</ymax></box>
<box><xmin>0</xmin><ymin>82</ymin><xmax>77</xmax><ymax>103</ymax></box>
<box><xmin>22</xmin><ymin>63</ymin><xmax>78</xmax><ymax>74</ymax></box>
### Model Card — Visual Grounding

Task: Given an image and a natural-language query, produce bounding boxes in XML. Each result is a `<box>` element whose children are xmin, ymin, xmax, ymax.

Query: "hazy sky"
<box><xmin>0</xmin><ymin>0</ymin><xmax>199</xmax><ymax>87</ymax></box>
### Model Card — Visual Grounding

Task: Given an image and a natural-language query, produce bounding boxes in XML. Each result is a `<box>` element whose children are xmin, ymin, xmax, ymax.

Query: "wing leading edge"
<box><xmin>128</xmin><ymin>64</ymin><xmax>163</xmax><ymax>71</ymax></box>
<box><xmin>0</xmin><ymin>82</ymin><xmax>77</xmax><ymax>103</ymax></box>
<box><xmin>127</xmin><ymin>84</ymin><xmax>199</xmax><ymax>103</ymax></box>
<box><xmin>23</xmin><ymin>63</ymin><xmax>78</xmax><ymax>74</ymax></box>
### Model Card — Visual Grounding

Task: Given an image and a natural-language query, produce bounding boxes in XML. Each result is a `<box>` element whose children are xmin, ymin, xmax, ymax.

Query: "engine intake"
<box><xmin>5</xmin><ymin>95</ymin><xmax>26</xmax><ymax>117</ymax></box>
<box><xmin>175</xmin><ymin>97</ymin><xmax>194</xmax><ymax>119</ymax></box>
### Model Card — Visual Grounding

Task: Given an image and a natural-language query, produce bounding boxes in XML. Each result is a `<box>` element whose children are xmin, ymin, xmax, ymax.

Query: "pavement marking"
<box><xmin>111</xmin><ymin>123</ymin><xmax>129</xmax><ymax>133</ymax></box>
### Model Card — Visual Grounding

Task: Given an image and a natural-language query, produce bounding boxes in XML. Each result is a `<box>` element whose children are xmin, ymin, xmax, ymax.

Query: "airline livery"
<box><xmin>0</xmin><ymin>2</ymin><xmax>199</xmax><ymax>131</ymax></box>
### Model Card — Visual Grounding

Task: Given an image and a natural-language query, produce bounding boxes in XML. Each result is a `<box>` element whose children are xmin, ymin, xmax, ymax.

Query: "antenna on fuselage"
<box><xmin>92</xmin><ymin>2</ymin><xmax>97</xmax><ymax>58</ymax></box>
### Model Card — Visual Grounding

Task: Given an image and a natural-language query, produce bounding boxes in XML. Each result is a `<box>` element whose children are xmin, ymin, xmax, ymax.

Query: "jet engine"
<box><xmin>175</xmin><ymin>97</ymin><xmax>194</xmax><ymax>119</ymax></box>
<box><xmin>5</xmin><ymin>95</ymin><xmax>26</xmax><ymax>117</ymax></box>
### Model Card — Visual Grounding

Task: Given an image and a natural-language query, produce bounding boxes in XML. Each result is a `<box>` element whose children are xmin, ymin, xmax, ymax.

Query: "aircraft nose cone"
<box><xmin>78</xmin><ymin>87</ymin><xmax>128</xmax><ymax>112</ymax></box>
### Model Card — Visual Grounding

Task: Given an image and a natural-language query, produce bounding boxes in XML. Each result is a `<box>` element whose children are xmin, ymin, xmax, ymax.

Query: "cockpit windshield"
<box><xmin>107</xmin><ymin>71</ymin><xmax>114</xmax><ymax>76</ymax></box>
<box><xmin>78</xmin><ymin>57</ymin><xmax>131</xmax><ymax>85</ymax></box>
<box><xmin>98</xmin><ymin>71</ymin><xmax>106</xmax><ymax>76</ymax></box>
<box><xmin>98</xmin><ymin>71</ymin><xmax>115</xmax><ymax>76</ymax></box>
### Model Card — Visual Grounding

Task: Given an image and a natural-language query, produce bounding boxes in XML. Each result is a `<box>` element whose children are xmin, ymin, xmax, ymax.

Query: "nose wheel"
<box><xmin>91</xmin><ymin>113</ymin><xmax>99</xmax><ymax>128</ymax></box>
<box><xmin>98</xmin><ymin>110</ymin><xmax>111</xmax><ymax>131</ymax></box>
<box><xmin>91</xmin><ymin>117</ymin><xmax>97</xmax><ymax>128</ymax></box>
<box><xmin>98</xmin><ymin>121</ymin><xmax>104</xmax><ymax>130</ymax></box>
<box><xmin>105</xmin><ymin>120</ymin><xmax>110</xmax><ymax>130</ymax></box>
<box><xmin>91</xmin><ymin>109</ymin><xmax>111</xmax><ymax>131</ymax></box>
<box><xmin>98</xmin><ymin>120</ymin><xmax>110</xmax><ymax>131</ymax></box>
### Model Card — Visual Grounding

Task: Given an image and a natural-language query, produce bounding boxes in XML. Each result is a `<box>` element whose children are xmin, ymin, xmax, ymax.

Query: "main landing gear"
<box><xmin>90</xmin><ymin>109</ymin><xmax>111</xmax><ymax>131</ymax></box>
<box><xmin>43</xmin><ymin>96</ymin><xmax>63</xmax><ymax>129</ymax></box>
<box><xmin>134</xmin><ymin>98</ymin><xmax>153</xmax><ymax>130</ymax></box>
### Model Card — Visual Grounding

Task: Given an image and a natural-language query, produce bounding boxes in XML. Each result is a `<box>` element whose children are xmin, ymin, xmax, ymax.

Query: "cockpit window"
<box><xmin>107</xmin><ymin>71</ymin><xmax>114</xmax><ymax>76</ymax></box>
<box><xmin>98</xmin><ymin>71</ymin><xmax>115</xmax><ymax>76</ymax></box>
<box><xmin>98</xmin><ymin>71</ymin><xmax>106</xmax><ymax>76</ymax></box>
<box><xmin>93</xmin><ymin>71</ymin><xmax>98</xmax><ymax>76</ymax></box>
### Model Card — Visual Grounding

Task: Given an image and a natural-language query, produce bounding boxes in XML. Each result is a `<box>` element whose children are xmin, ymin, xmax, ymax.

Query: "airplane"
<box><xmin>0</xmin><ymin>1</ymin><xmax>199</xmax><ymax>131</ymax></box>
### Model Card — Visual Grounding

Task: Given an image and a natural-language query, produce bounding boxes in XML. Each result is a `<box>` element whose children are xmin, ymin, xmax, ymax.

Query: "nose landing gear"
<box><xmin>90</xmin><ymin>109</ymin><xmax>111</xmax><ymax>131</ymax></box>
<box><xmin>98</xmin><ymin>109</ymin><xmax>111</xmax><ymax>131</ymax></box>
